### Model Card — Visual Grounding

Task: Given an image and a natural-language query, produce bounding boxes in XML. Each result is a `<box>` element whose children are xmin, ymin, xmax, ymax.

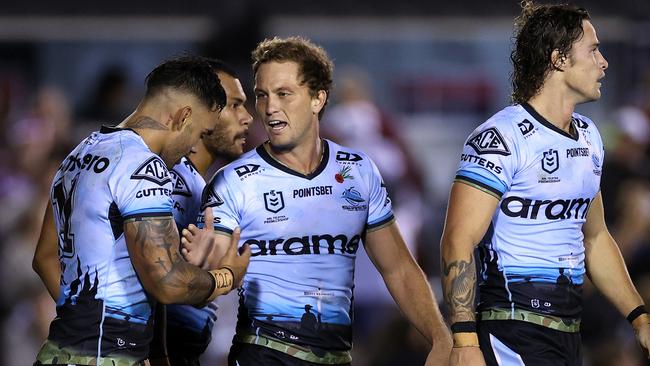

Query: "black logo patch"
<box><xmin>131</xmin><ymin>156</ymin><xmax>171</xmax><ymax>186</ymax></box>
<box><xmin>264</xmin><ymin>190</ymin><xmax>285</xmax><ymax>213</ymax></box>
<box><xmin>573</xmin><ymin>117</ymin><xmax>588</xmax><ymax>129</ymax></box>
<box><xmin>466</xmin><ymin>127</ymin><xmax>511</xmax><ymax>156</ymax></box>
<box><xmin>541</xmin><ymin>149</ymin><xmax>559</xmax><ymax>174</ymax></box>
<box><xmin>336</xmin><ymin>151</ymin><xmax>363</xmax><ymax>162</ymax></box>
<box><xmin>200</xmin><ymin>186</ymin><xmax>224</xmax><ymax>211</ymax></box>
<box><xmin>170</xmin><ymin>170</ymin><xmax>191</xmax><ymax>197</ymax></box>
<box><xmin>518</xmin><ymin>119</ymin><xmax>534</xmax><ymax>136</ymax></box>
<box><xmin>182</xmin><ymin>158</ymin><xmax>197</xmax><ymax>175</ymax></box>
<box><xmin>234</xmin><ymin>164</ymin><xmax>260</xmax><ymax>177</ymax></box>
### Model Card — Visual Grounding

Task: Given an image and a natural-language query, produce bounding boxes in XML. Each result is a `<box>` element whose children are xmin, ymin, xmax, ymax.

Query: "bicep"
<box><xmin>441</xmin><ymin>182</ymin><xmax>500</xmax><ymax>252</ymax></box>
<box><xmin>34</xmin><ymin>201</ymin><xmax>58</xmax><ymax>262</ymax></box>
<box><xmin>364</xmin><ymin>221</ymin><xmax>415</xmax><ymax>276</ymax></box>
<box><xmin>582</xmin><ymin>192</ymin><xmax>609</xmax><ymax>246</ymax></box>
<box><xmin>124</xmin><ymin>216</ymin><xmax>181</xmax><ymax>283</ymax></box>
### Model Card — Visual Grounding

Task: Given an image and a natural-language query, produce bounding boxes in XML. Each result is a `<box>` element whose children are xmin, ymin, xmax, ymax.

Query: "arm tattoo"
<box><xmin>128</xmin><ymin>217</ymin><xmax>213</xmax><ymax>304</ymax></box>
<box><xmin>124</xmin><ymin>116</ymin><xmax>168</xmax><ymax>130</ymax></box>
<box><xmin>442</xmin><ymin>255</ymin><xmax>477</xmax><ymax>323</ymax></box>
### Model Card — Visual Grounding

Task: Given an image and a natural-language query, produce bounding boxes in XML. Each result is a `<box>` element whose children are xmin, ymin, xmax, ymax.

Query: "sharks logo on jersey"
<box><xmin>455</xmin><ymin>103</ymin><xmax>604</xmax><ymax>319</ymax></box>
<box><xmin>202</xmin><ymin>139</ymin><xmax>394</xmax><ymax>351</ymax></box>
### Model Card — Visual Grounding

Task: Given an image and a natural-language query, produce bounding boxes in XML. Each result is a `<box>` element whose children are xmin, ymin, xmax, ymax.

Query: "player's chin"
<box><xmin>591</xmin><ymin>89</ymin><xmax>602</xmax><ymax>101</ymax></box>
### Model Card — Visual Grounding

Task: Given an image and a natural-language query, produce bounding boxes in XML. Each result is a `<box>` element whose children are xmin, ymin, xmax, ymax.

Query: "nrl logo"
<box><xmin>541</xmin><ymin>149</ymin><xmax>559</xmax><ymax>174</ymax></box>
<box><xmin>264</xmin><ymin>190</ymin><xmax>285</xmax><ymax>213</ymax></box>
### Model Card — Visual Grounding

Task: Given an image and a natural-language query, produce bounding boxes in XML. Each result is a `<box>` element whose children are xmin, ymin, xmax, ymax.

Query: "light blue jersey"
<box><xmin>39</xmin><ymin>126</ymin><xmax>174</xmax><ymax>361</ymax></box>
<box><xmin>167</xmin><ymin>156</ymin><xmax>218</xmax><ymax>355</ymax></box>
<box><xmin>455</xmin><ymin>103</ymin><xmax>604</xmax><ymax>318</ymax></box>
<box><xmin>200</xmin><ymin>139</ymin><xmax>394</xmax><ymax>351</ymax></box>
<box><xmin>170</xmin><ymin>157</ymin><xmax>205</xmax><ymax>230</ymax></box>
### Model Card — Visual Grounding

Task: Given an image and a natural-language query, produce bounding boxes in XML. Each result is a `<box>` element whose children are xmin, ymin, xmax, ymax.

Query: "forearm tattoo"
<box><xmin>127</xmin><ymin>217</ymin><xmax>213</xmax><ymax>304</ymax></box>
<box><xmin>442</xmin><ymin>255</ymin><xmax>477</xmax><ymax>323</ymax></box>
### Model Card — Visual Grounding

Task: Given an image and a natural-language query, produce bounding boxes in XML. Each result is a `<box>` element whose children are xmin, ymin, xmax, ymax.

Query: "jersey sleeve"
<box><xmin>455</xmin><ymin>123</ymin><xmax>520</xmax><ymax>199</ymax></box>
<box><xmin>170</xmin><ymin>166</ymin><xmax>205</xmax><ymax>230</ymax></box>
<box><xmin>112</xmin><ymin>155</ymin><xmax>174</xmax><ymax>220</ymax></box>
<box><xmin>365</xmin><ymin>156</ymin><xmax>395</xmax><ymax>231</ymax></box>
<box><xmin>199</xmin><ymin>168</ymin><xmax>240</xmax><ymax>233</ymax></box>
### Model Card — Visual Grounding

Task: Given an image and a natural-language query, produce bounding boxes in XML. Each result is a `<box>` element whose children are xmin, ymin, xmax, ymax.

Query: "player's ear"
<box><xmin>311</xmin><ymin>90</ymin><xmax>327</xmax><ymax>116</ymax></box>
<box><xmin>551</xmin><ymin>49</ymin><xmax>567</xmax><ymax>72</ymax></box>
<box><xmin>173</xmin><ymin>106</ymin><xmax>192</xmax><ymax>131</ymax></box>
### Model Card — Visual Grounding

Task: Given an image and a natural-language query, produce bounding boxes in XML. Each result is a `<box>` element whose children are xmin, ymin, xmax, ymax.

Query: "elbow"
<box><xmin>145</xmin><ymin>285</ymin><xmax>176</xmax><ymax>305</ymax></box>
<box><xmin>440</xmin><ymin>232</ymin><xmax>478</xmax><ymax>258</ymax></box>
<box><xmin>32</xmin><ymin>254</ymin><xmax>43</xmax><ymax>276</ymax></box>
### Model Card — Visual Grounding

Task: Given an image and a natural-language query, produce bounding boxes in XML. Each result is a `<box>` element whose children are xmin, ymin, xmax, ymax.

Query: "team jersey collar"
<box><xmin>257</xmin><ymin>139</ymin><xmax>330</xmax><ymax>180</ymax></box>
<box><xmin>100</xmin><ymin>125</ymin><xmax>139</xmax><ymax>136</ymax></box>
<box><xmin>181</xmin><ymin>155</ymin><xmax>200</xmax><ymax>173</ymax></box>
<box><xmin>522</xmin><ymin>103</ymin><xmax>579</xmax><ymax>141</ymax></box>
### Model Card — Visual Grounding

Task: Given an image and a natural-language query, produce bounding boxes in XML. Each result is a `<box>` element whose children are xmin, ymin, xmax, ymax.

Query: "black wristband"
<box><xmin>451</xmin><ymin>321</ymin><xmax>477</xmax><ymax>333</ymax></box>
<box><xmin>626</xmin><ymin>305</ymin><xmax>648</xmax><ymax>323</ymax></box>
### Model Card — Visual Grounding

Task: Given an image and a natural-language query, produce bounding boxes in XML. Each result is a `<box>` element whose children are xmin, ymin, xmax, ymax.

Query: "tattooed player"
<box><xmin>32</xmin><ymin>55</ymin><xmax>250</xmax><ymax>366</ymax></box>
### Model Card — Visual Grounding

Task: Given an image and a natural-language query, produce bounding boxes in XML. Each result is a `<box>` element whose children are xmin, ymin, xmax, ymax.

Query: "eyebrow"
<box><xmin>231</xmin><ymin>97</ymin><xmax>245</xmax><ymax>104</ymax></box>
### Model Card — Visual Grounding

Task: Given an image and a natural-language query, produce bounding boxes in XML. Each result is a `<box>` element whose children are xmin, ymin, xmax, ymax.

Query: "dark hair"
<box><xmin>145</xmin><ymin>55</ymin><xmax>226</xmax><ymax>112</ymax></box>
<box><xmin>205</xmin><ymin>58</ymin><xmax>239</xmax><ymax>79</ymax></box>
<box><xmin>252</xmin><ymin>36</ymin><xmax>333</xmax><ymax>119</ymax></box>
<box><xmin>510</xmin><ymin>1</ymin><xmax>590</xmax><ymax>104</ymax></box>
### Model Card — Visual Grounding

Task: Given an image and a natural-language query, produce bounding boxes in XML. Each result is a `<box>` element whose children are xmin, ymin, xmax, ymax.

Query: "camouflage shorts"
<box><xmin>235</xmin><ymin>333</ymin><xmax>352</xmax><ymax>364</ymax></box>
<box><xmin>35</xmin><ymin>340</ymin><xmax>147</xmax><ymax>366</ymax></box>
<box><xmin>479</xmin><ymin>308</ymin><xmax>581</xmax><ymax>333</ymax></box>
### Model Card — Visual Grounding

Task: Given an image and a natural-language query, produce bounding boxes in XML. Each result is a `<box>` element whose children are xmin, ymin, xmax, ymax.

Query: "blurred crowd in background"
<box><xmin>1</xmin><ymin>1</ymin><xmax>650</xmax><ymax>365</ymax></box>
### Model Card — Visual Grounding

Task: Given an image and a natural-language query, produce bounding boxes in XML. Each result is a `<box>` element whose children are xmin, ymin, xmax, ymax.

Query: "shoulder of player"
<box><xmin>117</xmin><ymin>149</ymin><xmax>172</xmax><ymax>187</ymax></box>
<box><xmin>486</xmin><ymin>105</ymin><xmax>528</xmax><ymax>137</ymax></box>
<box><xmin>209</xmin><ymin>149</ymin><xmax>262</xmax><ymax>186</ymax></box>
<box><xmin>170</xmin><ymin>156</ymin><xmax>205</xmax><ymax>196</ymax></box>
<box><xmin>463</xmin><ymin>105</ymin><xmax>527</xmax><ymax>156</ymax></box>
<box><xmin>172</xmin><ymin>156</ymin><xmax>199</xmax><ymax>177</ymax></box>
<box><xmin>571</xmin><ymin>112</ymin><xmax>598</xmax><ymax>131</ymax></box>
<box><xmin>327</xmin><ymin>139</ymin><xmax>374</xmax><ymax>166</ymax></box>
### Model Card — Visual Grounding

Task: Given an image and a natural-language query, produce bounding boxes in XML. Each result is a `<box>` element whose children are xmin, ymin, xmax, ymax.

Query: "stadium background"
<box><xmin>1</xmin><ymin>1</ymin><xmax>650</xmax><ymax>364</ymax></box>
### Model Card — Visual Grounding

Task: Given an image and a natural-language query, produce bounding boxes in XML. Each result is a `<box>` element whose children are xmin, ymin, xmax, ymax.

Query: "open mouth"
<box><xmin>268</xmin><ymin>120</ymin><xmax>288</xmax><ymax>130</ymax></box>
<box><xmin>235</xmin><ymin>130</ymin><xmax>249</xmax><ymax>144</ymax></box>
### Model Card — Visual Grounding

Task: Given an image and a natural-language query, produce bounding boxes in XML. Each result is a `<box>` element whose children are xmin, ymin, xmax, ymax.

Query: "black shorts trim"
<box><xmin>478</xmin><ymin>320</ymin><xmax>582</xmax><ymax>366</ymax></box>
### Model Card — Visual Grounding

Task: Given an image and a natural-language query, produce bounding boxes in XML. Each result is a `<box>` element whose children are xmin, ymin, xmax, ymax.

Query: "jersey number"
<box><xmin>52</xmin><ymin>175</ymin><xmax>80</xmax><ymax>258</ymax></box>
